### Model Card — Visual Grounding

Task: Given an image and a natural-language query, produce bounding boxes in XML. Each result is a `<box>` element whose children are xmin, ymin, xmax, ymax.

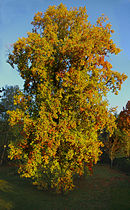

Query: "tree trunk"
<box><xmin>110</xmin><ymin>150</ymin><xmax>114</xmax><ymax>168</ymax></box>
<box><xmin>110</xmin><ymin>158</ymin><xmax>113</xmax><ymax>168</ymax></box>
<box><xmin>127</xmin><ymin>136</ymin><xmax>130</xmax><ymax>158</ymax></box>
<box><xmin>0</xmin><ymin>133</ymin><xmax>8</xmax><ymax>166</ymax></box>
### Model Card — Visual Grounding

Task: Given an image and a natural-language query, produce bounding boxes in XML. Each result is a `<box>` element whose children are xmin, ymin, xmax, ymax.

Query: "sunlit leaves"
<box><xmin>7</xmin><ymin>3</ymin><xmax>127</xmax><ymax>194</ymax></box>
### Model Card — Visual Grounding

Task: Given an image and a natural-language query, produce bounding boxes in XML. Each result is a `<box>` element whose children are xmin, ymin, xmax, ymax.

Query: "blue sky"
<box><xmin>1</xmin><ymin>0</ymin><xmax>130</xmax><ymax>113</ymax></box>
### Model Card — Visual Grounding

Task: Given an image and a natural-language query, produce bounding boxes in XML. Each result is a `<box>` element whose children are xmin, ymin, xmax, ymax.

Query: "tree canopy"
<box><xmin>7</xmin><ymin>4</ymin><xmax>127</xmax><ymax>193</ymax></box>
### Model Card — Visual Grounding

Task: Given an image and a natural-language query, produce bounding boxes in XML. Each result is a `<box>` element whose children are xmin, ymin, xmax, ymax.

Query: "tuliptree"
<box><xmin>7</xmin><ymin>4</ymin><xmax>127</xmax><ymax>193</ymax></box>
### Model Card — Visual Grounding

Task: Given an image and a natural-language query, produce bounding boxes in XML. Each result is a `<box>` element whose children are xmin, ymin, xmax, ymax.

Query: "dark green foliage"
<box><xmin>0</xmin><ymin>85</ymin><xmax>20</xmax><ymax>121</ymax></box>
<box><xmin>0</xmin><ymin>85</ymin><xmax>20</xmax><ymax>165</ymax></box>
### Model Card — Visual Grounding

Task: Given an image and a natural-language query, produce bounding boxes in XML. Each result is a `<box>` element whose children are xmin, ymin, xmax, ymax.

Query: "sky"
<box><xmin>0</xmin><ymin>0</ymin><xmax>130</xmax><ymax>113</ymax></box>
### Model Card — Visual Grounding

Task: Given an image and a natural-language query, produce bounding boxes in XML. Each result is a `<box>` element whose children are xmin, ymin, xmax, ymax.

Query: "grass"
<box><xmin>0</xmin><ymin>164</ymin><xmax>130</xmax><ymax>210</ymax></box>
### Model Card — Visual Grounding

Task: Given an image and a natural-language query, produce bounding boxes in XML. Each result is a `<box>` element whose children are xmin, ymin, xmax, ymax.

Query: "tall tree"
<box><xmin>7</xmin><ymin>4</ymin><xmax>127</xmax><ymax>193</ymax></box>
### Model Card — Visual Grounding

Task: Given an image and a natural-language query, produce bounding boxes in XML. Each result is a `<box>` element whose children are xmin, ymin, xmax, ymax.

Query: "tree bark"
<box><xmin>0</xmin><ymin>133</ymin><xmax>8</xmax><ymax>166</ymax></box>
<box><xmin>110</xmin><ymin>158</ymin><xmax>113</xmax><ymax>168</ymax></box>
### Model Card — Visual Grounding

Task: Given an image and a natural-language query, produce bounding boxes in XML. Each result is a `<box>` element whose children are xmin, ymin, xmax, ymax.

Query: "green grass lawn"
<box><xmin>0</xmin><ymin>164</ymin><xmax>130</xmax><ymax>210</ymax></box>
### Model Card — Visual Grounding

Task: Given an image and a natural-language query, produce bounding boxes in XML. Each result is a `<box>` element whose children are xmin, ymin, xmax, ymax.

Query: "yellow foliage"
<box><xmin>7</xmin><ymin>3</ymin><xmax>127</xmax><ymax>194</ymax></box>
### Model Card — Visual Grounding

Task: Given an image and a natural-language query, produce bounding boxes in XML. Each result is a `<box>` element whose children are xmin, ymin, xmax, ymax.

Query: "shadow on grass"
<box><xmin>0</xmin><ymin>198</ymin><xmax>13</xmax><ymax>210</ymax></box>
<box><xmin>0</xmin><ymin>179</ymin><xmax>14</xmax><ymax>192</ymax></box>
<box><xmin>0</xmin><ymin>179</ymin><xmax>14</xmax><ymax>209</ymax></box>
<box><xmin>0</xmin><ymin>165</ymin><xmax>129</xmax><ymax>210</ymax></box>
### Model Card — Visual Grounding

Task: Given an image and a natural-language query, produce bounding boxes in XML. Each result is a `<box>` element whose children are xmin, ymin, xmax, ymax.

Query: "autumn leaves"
<box><xmin>7</xmin><ymin>3</ymin><xmax>127</xmax><ymax>194</ymax></box>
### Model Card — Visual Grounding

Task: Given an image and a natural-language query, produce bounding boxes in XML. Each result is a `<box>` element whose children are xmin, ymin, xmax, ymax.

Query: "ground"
<box><xmin>0</xmin><ymin>164</ymin><xmax>130</xmax><ymax>210</ymax></box>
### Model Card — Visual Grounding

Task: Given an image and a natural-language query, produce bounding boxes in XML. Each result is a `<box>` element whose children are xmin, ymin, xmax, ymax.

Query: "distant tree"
<box><xmin>102</xmin><ymin>128</ymin><xmax>127</xmax><ymax>167</ymax></box>
<box><xmin>118</xmin><ymin>101</ymin><xmax>130</xmax><ymax>157</ymax></box>
<box><xmin>126</xmin><ymin>101</ymin><xmax>130</xmax><ymax>110</ymax></box>
<box><xmin>0</xmin><ymin>85</ymin><xmax>20</xmax><ymax>120</ymax></box>
<box><xmin>118</xmin><ymin>101</ymin><xmax>130</xmax><ymax>133</ymax></box>
<box><xmin>7</xmin><ymin>4</ymin><xmax>127</xmax><ymax>193</ymax></box>
<box><xmin>101</xmin><ymin>102</ymin><xmax>130</xmax><ymax>167</ymax></box>
<box><xmin>0</xmin><ymin>85</ymin><xmax>20</xmax><ymax>165</ymax></box>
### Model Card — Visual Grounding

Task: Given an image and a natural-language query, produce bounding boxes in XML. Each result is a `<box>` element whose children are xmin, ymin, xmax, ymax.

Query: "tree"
<box><xmin>118</xmin><ymin>101</ymin><xmax>130</xmax><ymax>157</ymax></box>
<box><xmin>7</xmin><ymin>4</ymin><xmax>127</xmax><ymax>193</ymax></box>
<box><xmin>0</xmin><ymin>85</ymin><xmax>20</xmax><ymax>165</ymax></box>
<box><xmin>101</xmin><ymin>128</ymin><xmax>128</xmax><ymax>168</ymax></box>
<box><xmin>0</xmin><ymin>85</ymin><xmax>20</xmax><ymax>120</ymax></box>
<box><xmin>118</xmin><ymin>101</ymin><xmax>130</xmax><ymax>134</ymax></box>
<box><xmin>100</xmin><ymin>103</ymin><xmax>129</xmax><ymax>167</ymax></box>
